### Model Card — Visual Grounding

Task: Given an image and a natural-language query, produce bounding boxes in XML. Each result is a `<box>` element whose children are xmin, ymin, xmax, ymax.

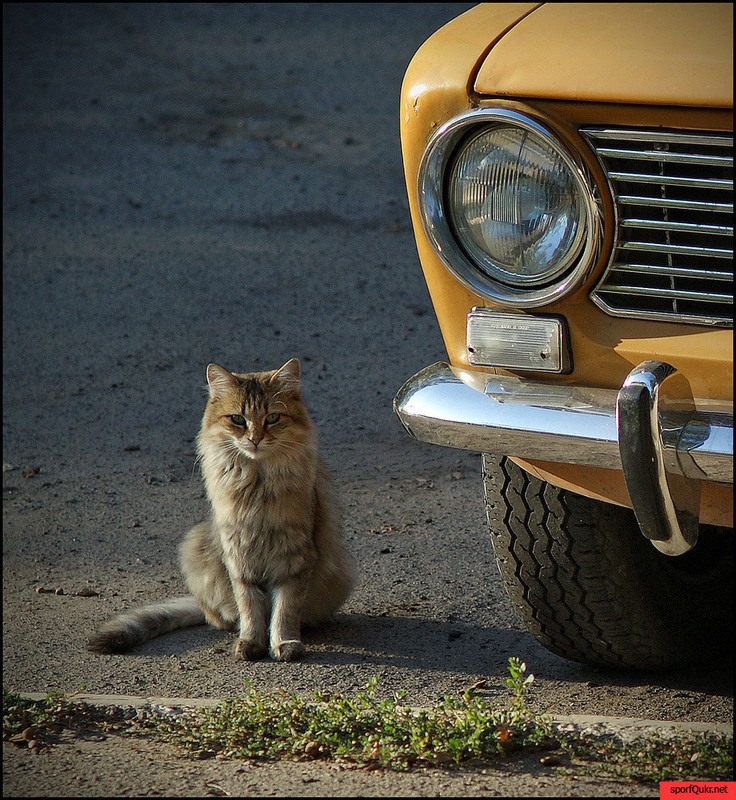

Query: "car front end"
<box><xmin>393</xmin><ymin>3</ymin><xmax>733</xmax><ymax>668</ymax></box>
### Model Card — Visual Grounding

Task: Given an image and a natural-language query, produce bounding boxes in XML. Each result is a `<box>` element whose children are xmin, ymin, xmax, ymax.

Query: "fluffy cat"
<box><xmin>88</xmin><ymin>358</ymin><xmax>357</xmax><ymax>662</ymax></box>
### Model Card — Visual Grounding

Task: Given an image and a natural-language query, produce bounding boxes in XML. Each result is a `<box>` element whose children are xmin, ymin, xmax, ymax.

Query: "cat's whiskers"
<box><xmin>271</xmin><ymin>439</ymin><xmax>311</xmax><ymax>458</ymax></box>
<box><xmin>188</xmin><ymin>450</ymin><xmax>204</xmax><ymax>486</ymax></box>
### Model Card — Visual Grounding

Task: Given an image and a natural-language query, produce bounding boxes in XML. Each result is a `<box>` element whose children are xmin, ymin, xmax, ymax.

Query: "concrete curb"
<box><xmin>548</xmin><ymin>714</ymin><xmax>733</xmax><ymax>739</ymax></box>
<box><xmin>17</xmin><ymin>692</ymin><xmax>733</xmax><ymax>738</ymax></box>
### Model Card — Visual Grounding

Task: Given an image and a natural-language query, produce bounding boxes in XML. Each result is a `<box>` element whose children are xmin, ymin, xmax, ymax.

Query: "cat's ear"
<box><xmin>206</xmin><ymin>363</ymin><xmax>236</xmax><ymax>397</ymax></box>
<box><xmin>271</xmin><ymin>358</ymin><xmax>300</xmax><ymax>388</ymax></box>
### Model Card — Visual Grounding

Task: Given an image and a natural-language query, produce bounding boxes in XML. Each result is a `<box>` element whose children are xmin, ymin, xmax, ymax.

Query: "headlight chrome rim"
<box><xmin>417</xmin><ymin>108</ymin><xmax>604</xmax><ymax>307</ymax></box>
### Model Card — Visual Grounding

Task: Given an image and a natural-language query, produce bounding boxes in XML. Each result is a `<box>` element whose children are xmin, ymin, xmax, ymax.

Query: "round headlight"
<box><xmin>418</xmin><ymin>109</ymin><xmax>602</xmax><ymax>306</ymax></box>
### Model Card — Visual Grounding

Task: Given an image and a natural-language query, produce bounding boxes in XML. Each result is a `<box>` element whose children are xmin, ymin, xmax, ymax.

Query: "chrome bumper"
<box><xmin>393</xmin><ymin>362</ymin><xmax>733</xmax><ymax>556</ymax></box>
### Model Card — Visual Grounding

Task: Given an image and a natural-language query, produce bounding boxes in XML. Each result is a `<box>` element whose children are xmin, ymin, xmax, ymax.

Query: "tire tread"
<box><xmin>482</xmin><ymin>455</ymin><xmax>732</xmax><ymax>669</ymax></box>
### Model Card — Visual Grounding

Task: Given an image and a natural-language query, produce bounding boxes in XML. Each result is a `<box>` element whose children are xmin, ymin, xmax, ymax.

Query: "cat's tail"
<box><xmin>87</xmin><ymin>596</ymin><xmax>205</xmax><ymax>654</ymax></box>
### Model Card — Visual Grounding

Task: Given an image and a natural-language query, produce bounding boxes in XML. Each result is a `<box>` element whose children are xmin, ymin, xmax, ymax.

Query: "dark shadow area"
<box><xmin>127</xmin><ymin>610</ymin><xmax>734</xmax><ymax>705</ymax></box>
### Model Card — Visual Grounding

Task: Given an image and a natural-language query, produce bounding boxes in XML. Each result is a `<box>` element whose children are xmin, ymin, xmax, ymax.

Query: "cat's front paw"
<box><xmin>272</xmin><ymin>640</ymin><xmax>306</xmax><ymax>662</ymax></box>
<box><xmin>233</xmin><ymin>638</ymin><xmax>268</xmax><ymax>661</ymax></box>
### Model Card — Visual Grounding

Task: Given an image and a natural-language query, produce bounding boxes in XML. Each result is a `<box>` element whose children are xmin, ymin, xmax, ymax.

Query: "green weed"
<box><xmin>148</xmin><ymin>659</ymin><xmax>542</xmax><ymax>769</ymax></box>
<box><xmin>4</xmin><ymin>658</ymin><xmax>732</xmax><ymax>783</ymax></box>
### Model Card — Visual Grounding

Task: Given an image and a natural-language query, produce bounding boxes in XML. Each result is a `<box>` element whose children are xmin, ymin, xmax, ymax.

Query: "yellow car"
<box><xmin>394</xmin><ymin>3</ymin><xmax>733</xmax><ymax>669</ymax></box>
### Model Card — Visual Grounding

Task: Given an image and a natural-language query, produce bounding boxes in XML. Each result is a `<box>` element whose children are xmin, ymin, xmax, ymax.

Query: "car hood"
<box><xmin>474</xmin><ymin>2</ymin><xmax>733</xmax><ymax>108</ymax></box>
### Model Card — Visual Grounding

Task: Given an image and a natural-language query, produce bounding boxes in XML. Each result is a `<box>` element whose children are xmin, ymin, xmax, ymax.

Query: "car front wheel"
<box><xmin>482</xmin><ymin>454</ymin><xmax>733</xmax><ymax>670</ymax></box>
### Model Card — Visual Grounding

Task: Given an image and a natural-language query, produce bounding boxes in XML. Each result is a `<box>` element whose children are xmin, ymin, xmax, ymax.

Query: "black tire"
<box><xmin>482</xmin><ymin>454</ymin><xmax>733</xmax><ymax>670</ymax></box>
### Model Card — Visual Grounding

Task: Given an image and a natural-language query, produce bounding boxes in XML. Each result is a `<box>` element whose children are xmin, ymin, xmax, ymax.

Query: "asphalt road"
<box><xmin>3</xmin><ymin>3</ymin><xmax>732</xmax><ymax>796</ymax></box>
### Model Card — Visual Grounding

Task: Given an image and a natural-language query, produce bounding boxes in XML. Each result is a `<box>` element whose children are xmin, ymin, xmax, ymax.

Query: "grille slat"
<box><xmin>620</xmin><ymin>241</ymin><xmax>732</xmax><ymax>258</ymax></box>
<box><xmin>618</xmin><ymin>195</ymin><xmax>732</xmax><ymax>213</ymax></box>
<box><xmin>617</xmin><ymin>263</ymin><xmax>732</xmax><ymax>282</ymax></box>
<box><xmin>621</xmin><ymin>219</ymin><xmax>733</xmax><ymax>236</ymax></box>
<box><xmin>585</xmin><ymin>129</ymin><xmax>733</xmax><ymax>147</ymax></box>
<box><xmin>608</xmin><ymin>171</ymin><xmax>731</xmax><ymax>190</ymax></box>
<box><xmin>595</xmin><ymin>147</ymin><xmax>731</xmax><ymax>168</ymax></box>
<box><xmin>599</xmin><ymin>285</ymin><xmax>732</xmax><ymax>303</ymax></box>
<box><xmin>582</xmin><ymin>127</ymin><xmax>733</xmax><ymax>327</ymax></box>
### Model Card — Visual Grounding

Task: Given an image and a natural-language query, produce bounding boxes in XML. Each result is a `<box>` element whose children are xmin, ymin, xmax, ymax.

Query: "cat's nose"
<box><xmin>248</xmin><ymin>431</ymin><xmax>264</xmax><ymax>448</ymax></box>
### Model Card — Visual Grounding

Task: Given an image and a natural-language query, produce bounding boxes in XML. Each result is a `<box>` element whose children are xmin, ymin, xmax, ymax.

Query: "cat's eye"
<box><xmin>265</xmin><ymin>412</ymin><xmax>281</xmax><ymax>425</ymax></box>
<box><xmin>229</xmin><ymin>414</ymin><xmax>246</xmax><ymax>427</ymax></box>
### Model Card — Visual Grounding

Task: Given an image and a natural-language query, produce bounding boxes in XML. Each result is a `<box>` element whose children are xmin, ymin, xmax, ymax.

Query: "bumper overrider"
<box><xmin>393</xmin><ymin>361</ymin><xmax>733</xmax><ymax>556</ymax></box>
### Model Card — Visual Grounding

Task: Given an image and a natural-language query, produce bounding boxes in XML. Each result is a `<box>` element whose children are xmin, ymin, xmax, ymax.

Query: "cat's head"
<box><xmin>199</xmin><ymin>359</ymin><xmax>313</xmax><ymax>462</ymax></box>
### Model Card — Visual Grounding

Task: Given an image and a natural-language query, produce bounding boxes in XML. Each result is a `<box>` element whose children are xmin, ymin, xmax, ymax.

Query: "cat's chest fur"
<box><xmin>208</xmin><ymin>459</ymin><xmax>317</xmax><ymax>583</ymax></box>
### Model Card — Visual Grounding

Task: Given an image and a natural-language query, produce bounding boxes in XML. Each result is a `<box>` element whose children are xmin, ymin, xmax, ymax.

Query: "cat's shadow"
<box><xmin>303</xmin><ymin>611</ymin><xmax>534</xmax><ymax>678</ymax></box>
<box><xmin>130</xmin><ymin>610</ymin><xmax>733</xmax><ymax>698</ymax></box>
<box><xmin>139</xmin><ymin>609</ymin><xmax>509</xmax><ymax>676</ymax></box>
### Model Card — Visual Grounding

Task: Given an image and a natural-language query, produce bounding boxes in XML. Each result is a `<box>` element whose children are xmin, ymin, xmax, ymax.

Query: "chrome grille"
<box><xmin>581</xmin><ymin>128</ymin><xmax>733</xmax><ymax>327</ymax></box>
